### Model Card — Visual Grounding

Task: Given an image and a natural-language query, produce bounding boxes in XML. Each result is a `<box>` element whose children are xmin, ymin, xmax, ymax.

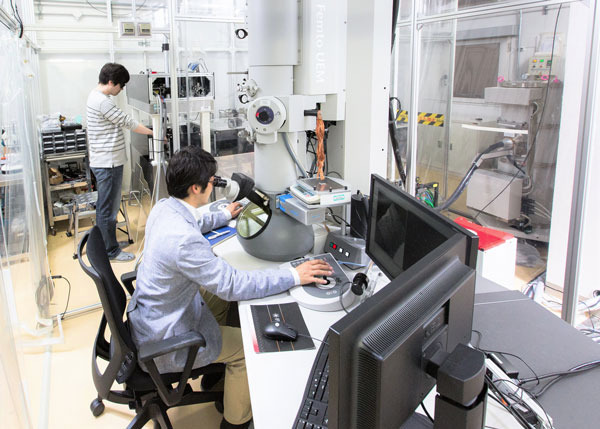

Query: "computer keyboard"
<box><xmin>294</xmin><ymin>332</ymin><xmax>330</xmax><ymax>429</ymax></box>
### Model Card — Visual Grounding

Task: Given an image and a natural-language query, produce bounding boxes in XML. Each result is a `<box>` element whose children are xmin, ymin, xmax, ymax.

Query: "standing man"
<box><xmin>127</xmin><ymin>146</ymin><xmax>332</xmax><ymax>429</ymax></box>
<box><xmin>87</xmin><ymin>63</ymin><xmax>153</xmax><ymax>262</ymax></box>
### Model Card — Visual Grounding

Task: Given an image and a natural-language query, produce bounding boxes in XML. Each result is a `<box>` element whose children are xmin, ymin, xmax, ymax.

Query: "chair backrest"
<box><xmin>78</xmin><ymin>226</ymin><xmax>137</xmax><ymax>361</ymax></box>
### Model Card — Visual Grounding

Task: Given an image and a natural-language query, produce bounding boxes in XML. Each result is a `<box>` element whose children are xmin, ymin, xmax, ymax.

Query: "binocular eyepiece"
<box><xmin>212</xmin><ymin>175</ymin><xmax>228</xmax><ymax>188</ymax></box>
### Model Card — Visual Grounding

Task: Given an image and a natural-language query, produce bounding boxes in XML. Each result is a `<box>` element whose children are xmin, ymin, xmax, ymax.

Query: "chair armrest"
<box><xmin>120</xmin><ymin>270</ymin><xmax>137</xmax><ymax>295</ymax></box>
<box><xmin>138</xmin><ymin>331</ymin><xmax>206</xmax><ymax>363</ymax></box>
<box><xmin>140</xmin><ymin>331</ymin><xmax>207</xmax><ymax>407</ymax></box>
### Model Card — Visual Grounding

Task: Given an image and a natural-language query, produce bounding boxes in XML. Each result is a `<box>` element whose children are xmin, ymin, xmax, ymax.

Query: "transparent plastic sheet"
<box><xmin>414</xmin><ymin>19</ymin><xmax>455</xmax><ymax>201</ymax></box>
<box><xmin>0</xmin><ymin>31</ymin><xmax>41</xmax><ymax>429</ymax></box>
<box><xmin>0</xmin><ymin>36</ymin><xmax>53</xmax><ymax>333</ymax></box>
<box><xmin>403</xmin><ymin>5</ymin><xmax>565</xmax><ymax>243</ymax></box>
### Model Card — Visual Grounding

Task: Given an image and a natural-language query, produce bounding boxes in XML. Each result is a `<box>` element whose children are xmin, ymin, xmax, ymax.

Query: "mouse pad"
<box><xmin>250</xmin><ymin>302</ymin><xmax>314</xmax><ymax>353</ymax></box>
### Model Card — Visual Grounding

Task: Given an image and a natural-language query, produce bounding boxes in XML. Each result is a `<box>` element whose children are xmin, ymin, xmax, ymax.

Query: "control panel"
<box><xmin>528</xmin><ymin>54</ymin><xmax>554</xmax><ymax>78</ymax></box>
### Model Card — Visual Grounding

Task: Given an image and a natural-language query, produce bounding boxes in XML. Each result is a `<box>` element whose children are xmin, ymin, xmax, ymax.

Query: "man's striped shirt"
<box><xmin>86</xmin><ymin>89</ymin><xmax>138</xmax><ymax>168</ymax></box>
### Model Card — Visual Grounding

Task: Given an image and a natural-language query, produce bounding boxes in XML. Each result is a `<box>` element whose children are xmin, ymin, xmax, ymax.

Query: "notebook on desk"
<box><xmin>250</xmin><ymin>302</ymin><xmax>314</xmax><ymax>353</ymax></box>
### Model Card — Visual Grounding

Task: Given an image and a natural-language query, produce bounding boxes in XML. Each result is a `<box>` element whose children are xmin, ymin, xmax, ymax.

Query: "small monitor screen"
<box><xmin>367</xmin><ymin>175</ymin><xmax>456</xmax><ymax>279</ymax></box>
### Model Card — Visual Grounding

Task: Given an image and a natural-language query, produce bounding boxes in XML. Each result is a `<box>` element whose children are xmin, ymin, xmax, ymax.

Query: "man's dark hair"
<box><xmin>98</xmin><ymin>63</ymin><xmax>130</xmax><ymax>87</ymax></box>
<box><xmin>166</xmin><ymin>146</ymin><xmax>218</xmax><ymax>198</ymax></box>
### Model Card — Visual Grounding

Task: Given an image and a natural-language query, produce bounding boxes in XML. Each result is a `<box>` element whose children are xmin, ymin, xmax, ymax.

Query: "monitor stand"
<box><xmin>404</xmin><ymin>343</ymin><xmax>488</xmax><ymax>429</ymax></box>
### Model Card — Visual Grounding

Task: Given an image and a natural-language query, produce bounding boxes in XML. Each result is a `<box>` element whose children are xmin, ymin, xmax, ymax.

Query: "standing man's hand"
<box><xmin>295</xmin><ymin>259</ymin><xmax>333</xmax><ymax>285</ymax></box>
<box><xmin>226</xmin><ymin>202</ymin><xmax>243</xmax><ymax>219</ymax></box>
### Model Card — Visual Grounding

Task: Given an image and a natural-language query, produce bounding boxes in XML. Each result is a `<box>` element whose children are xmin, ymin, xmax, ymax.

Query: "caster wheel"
<box><xmin>90</xmin><ymin>398</ymin><xmax>105</xmax><ymax>417</ymax></box>
<box><xmin>50</xmin><ymin>228</ymin><xmax>56</xmax><ymax>236</ymax></box>
<box><xmin>214</xmin><ymin>400</ymin><xmax>224</xmax><ymax>414</ymax></box>
<box><xmin>72</xmin><ymin>254</ymin><xmax>77</xmax><ymax>260</ymax></box>
<box><xmin>66</xmin><ymin>232</ymin><xmax>72</xmax><ymax>237</ymax></box>
<box><xmin>129</xmin><ymin>239</ymin><xmax>134</xmax><ymax>244</ymax></box>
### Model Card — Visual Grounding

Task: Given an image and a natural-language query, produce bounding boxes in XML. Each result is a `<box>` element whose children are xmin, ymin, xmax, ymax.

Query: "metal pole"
<box><xmin>562</xmin><ymin>0</ymin><xmax>599</xmax><ymax>324</ymax></box>
<box><xmin>169</xmin><ymin>0</ymin><xmax>181</xmax><ymax>153</ymax></box>
<box><xmin>406</xmin><ymin>0</ymin><xmax>420</xmax><ymax>196</ymax></box>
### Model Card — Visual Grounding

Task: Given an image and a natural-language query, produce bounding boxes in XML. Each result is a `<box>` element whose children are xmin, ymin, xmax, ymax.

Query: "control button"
<box><xmin>345</xmin><ymin>251</ymin><xmax>350</xmax><ymax>257</ymax></box>
<box><xmin>329</xmin><ymin>242</ymin><xmax>333</xmax><ymax>248</ymax></box>
<box><xmin>338</xmin><ymin>248</ymin><xmax>343</xmax><ymax>253</ymax></box>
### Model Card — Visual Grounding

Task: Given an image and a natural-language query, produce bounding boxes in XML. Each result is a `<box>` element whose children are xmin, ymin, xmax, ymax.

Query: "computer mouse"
<box><xmin>263</xmin><ymin>321</ymin><xmax>298</xmax><ymax>342</ymax></box>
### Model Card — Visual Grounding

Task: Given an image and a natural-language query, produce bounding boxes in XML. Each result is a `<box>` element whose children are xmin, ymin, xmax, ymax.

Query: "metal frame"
<box><xmin>562</xmin><ymin>0</ymin><xmax>599</xmax><ymax>324</ymax></box>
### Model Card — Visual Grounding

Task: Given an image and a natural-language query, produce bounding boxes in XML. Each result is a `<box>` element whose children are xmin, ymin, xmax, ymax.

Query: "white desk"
<box><xmin>212</xmin><ymin>227</ymin><xmax>537</xmax><ymax>429</ymax></box>
<box><xmin>213</xmin><ymin>236</ymin><xmax>356</xmax><ymax>428</ymax></box>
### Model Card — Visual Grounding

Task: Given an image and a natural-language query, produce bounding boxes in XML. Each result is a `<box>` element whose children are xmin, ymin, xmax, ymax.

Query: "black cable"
<box><xmin>472</xmin><ymin>330</ymin><xmax>540</xmax><ymax>387</ymax></box>
<box><xmin>296</xmin><ymin>333</ymin><xmax>329</xmax><ymax>346</ymax></box>
<box><xmin>544</xmin><ymin>283</ymin><xmax>563</xmax><ymax>294</ymax></box>
<box><xmin>328</xmin><ymin>171</ymin><xmax>343</xmax><ymax>178</ymax></box>
<box><xmin>474</xmin><ymin>4</ymin><xmax>562</xmax><ymax>221</ymax></box>
<box><xmin>338</xmin><ymin>281</ymin><xmax>350</xmax><ymax>313</ymax></box>
<box><xmin>9</xmin><ymin>0</ymin><xmax>23</xmax><ymax>38</ymax></box>
<box><xmin>492</xmin><ymin>377</ymin><xmax>553</xmax><ymax>429</ymax></box>
<box><xmin>51</xmin><ymin>275</ymin><xmax>71</xmax><ymax>320</ymax></box>
<box><xmin>327</xmin><ymin>208</ymin><xmax>366</xmax><ymax>239</ymax></box>
<box><xmin>485</xmin><ymin>376</ymin><xmax>535</xmax><ymax>429</ymax></box>
<box><xmin>519</xmin><ymin>359</ymin><xmax>600</xmax><ymax>385</ymax></box>
<box><xmin>420</xmin><ymin>402</ymin><xmax>434</xmax><ymax>423</ymax></box>
<box><xmin>388</xmin><ymin>97</ymin><xmax>407</xmax><ymax>187</ymax></box>
<box><xmin>437</xmin><ymin>141</ymin><xmax>505</xmax><ymax>212</ymax></box>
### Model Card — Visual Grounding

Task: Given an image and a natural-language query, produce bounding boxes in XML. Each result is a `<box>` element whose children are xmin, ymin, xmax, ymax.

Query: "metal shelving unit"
<box><xmin>41</xmin><ymin>146</ymin><xmax>92</xmax><ymax>236</ymax></box>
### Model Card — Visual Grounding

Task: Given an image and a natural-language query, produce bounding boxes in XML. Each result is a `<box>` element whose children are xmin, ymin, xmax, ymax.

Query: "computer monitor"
<box><xmin>327</xmin><ymin>174</ymin><xmax>479</xmax><ymax>429</ymax></box>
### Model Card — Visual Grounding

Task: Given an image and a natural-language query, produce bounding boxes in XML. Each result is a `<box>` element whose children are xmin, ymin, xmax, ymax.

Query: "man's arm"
<box><xmin>177</xmin><ymin>240</ymin><xmax>295</xmax><ymax>301</ymax></box>
<box><xmin>197</xmin><ymin>202</ymin><xmax>242</xmax><ymax>233</ymax></box>
<box><xmin>99</xmin><ymin>98</ymin><xmax>139</xmax><ymax>130</ymax></box>
<box><xmin>133</xmin><ymin>124</ymin><xmax>153</xmax><ymax>135</ymax></box>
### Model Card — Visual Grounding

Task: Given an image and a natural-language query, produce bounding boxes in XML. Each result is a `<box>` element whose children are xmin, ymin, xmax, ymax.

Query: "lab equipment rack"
<box><xmin>40</xmin><ymin>129</ymin><xmax>92</xmax><ymax>236</ymax></box>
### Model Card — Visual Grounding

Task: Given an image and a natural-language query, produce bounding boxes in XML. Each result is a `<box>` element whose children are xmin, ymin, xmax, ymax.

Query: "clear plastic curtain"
<box><xmin>0</xmin><ymin>34</ymin><xmax>52</xmax><ymax>332</ymax></box>
<box><xmin>0</xmin><ymin>26</ymin><xmax>41</xmax><ymax>429</ymax></box>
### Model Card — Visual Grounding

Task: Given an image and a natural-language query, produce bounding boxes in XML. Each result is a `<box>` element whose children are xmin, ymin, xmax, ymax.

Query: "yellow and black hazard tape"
<box><xmin>396</xmin><ymin>110</ymin><xmax>445</xmax><ymax>127</ymax></box>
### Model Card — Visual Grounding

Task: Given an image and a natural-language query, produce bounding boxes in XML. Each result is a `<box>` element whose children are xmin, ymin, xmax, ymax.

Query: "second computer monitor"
<box><xmin>366</xmin><ymin>174</ymin><xmax>477</xmax><ymax>278</ymax></box>
<box><xmin>327</xmin><ymin>174</ymin><xmax>479</xmax><ymax>429</ymax></box>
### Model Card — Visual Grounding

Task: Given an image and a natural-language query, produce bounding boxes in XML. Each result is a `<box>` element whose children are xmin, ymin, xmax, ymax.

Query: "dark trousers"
<box><xmin>92</xmin><ymin>166</ymin><xmax>123</xmax><ymax>258</ymax></box>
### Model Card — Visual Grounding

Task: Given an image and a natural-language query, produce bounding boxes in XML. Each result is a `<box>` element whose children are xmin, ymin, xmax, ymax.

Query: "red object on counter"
<box><xmin>454</xmin><ymin>217</ymin><xmax>514</xmax><ymax>251</ymax></box>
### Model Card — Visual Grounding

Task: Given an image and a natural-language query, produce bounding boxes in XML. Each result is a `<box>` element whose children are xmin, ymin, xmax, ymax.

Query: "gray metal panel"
<box><xmin>473</xmin><ymin>291</ymin><xmax>600</xmax><ymax>429</ymax></box>
<box><xmin>456</xmin><ymin>25</ymin><xmax>518</xmax><ymax>41</ymax></box>
<box><xmin>126</xmin><ymin>74</ymin><xmax>151</xmax><ymax>104</ymax></box>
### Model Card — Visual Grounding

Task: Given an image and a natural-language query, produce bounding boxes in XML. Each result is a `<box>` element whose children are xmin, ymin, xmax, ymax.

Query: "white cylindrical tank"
<box><xmin>254</xmin><ymin>133</ymin><xmax>298</xmax><ymax>193</ymax></box>
<box><xmin>248</xmin><ymin>0</ymin><xmax>298</xmax><ymax>67</ymax></box>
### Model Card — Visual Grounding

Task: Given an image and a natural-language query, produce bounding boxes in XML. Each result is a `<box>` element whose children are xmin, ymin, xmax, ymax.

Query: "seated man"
<box><xmin>127</xmin><ymin>146</ymin><xmax>331</xmax><ymax>429</ymax></box>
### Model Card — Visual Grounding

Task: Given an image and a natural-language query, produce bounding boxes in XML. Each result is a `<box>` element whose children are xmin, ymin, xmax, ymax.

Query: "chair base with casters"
<box><xmin>78</xmin><ymin>226</ymin><xmax>225</xmax><ymax>429</ymax></box>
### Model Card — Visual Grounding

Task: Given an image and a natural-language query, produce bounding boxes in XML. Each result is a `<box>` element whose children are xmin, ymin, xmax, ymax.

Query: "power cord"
<box><xmin>51</xmin><ymin>275</ymin><xmax>71</xmax><ymax>320</ymax></box>
<box><xmin>296</xmin><ymin>333</ymin><xmax>329</xmax><ymax>346</ymax></box>
<box><xmin>420</xmin><ymin>402</ymin><xmax>434</xmax><ymax>423</ymax></box>
<box><xmin>338</xmin><ymin>281</ymin><xmax>351</xmax><ymax>314</ymax></box>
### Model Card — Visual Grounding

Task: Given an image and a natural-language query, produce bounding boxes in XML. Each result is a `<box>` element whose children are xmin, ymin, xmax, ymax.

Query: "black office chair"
<box><xmin>78</xmin><ymin>226</ymin><xmax>225</xmax><ymax>428</ymax></box>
